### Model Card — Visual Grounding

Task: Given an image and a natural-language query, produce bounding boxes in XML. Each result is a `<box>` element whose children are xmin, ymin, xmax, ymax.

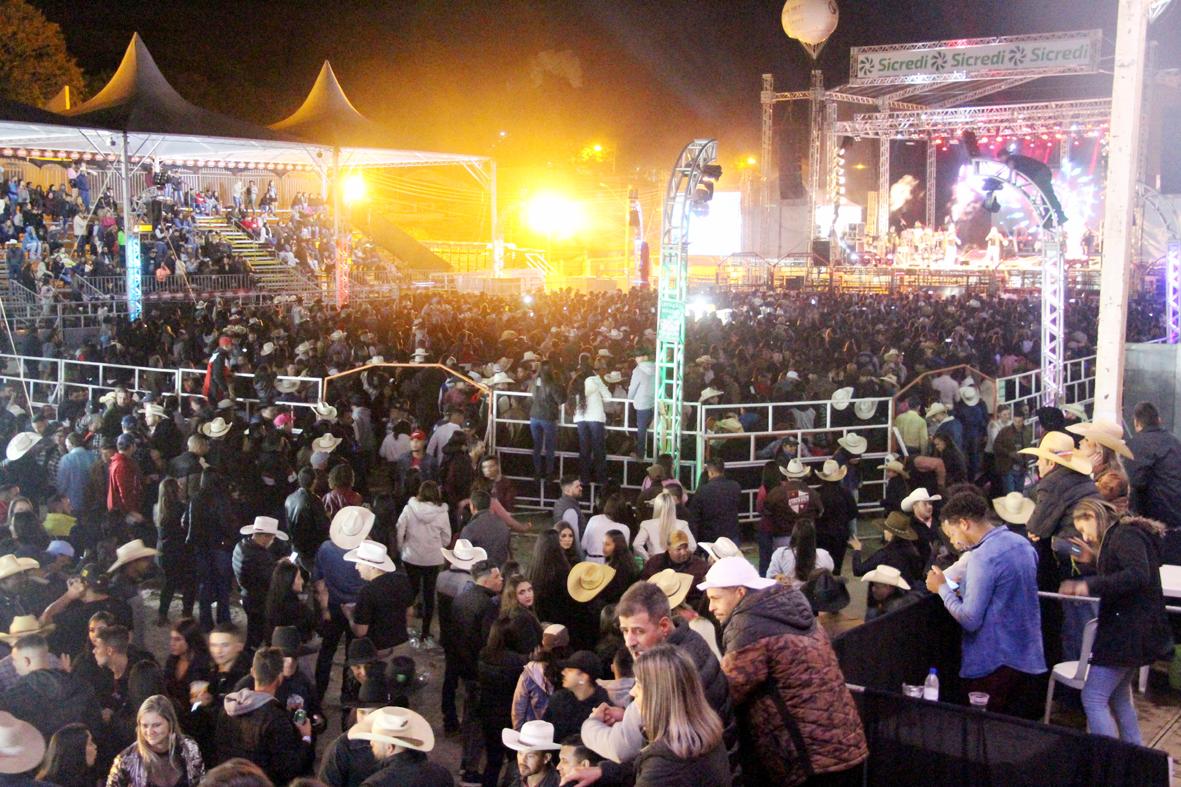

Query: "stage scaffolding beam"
<box><xmin>1095</xmin><ymin>0</ymin><xmax>1151</xmax><ymax>421</ymax></box>
<box><xmin>925</xmin><ymin>141</ymin><xmax>937</xmax><ymax>227</ymax></box>
<box><xmin>808</xmin><ymin>71</ymin><xmax>824</xmax><ymax>250</ymax></box>
<box><xmin>834</xmin><ymin>98</ymin><xmax>1113</xmax><ymax>139</ymax></box>
<box><xmin>877</xmin><ymin>138</ymin><xmax>890</xmax><ymax>239</ymax></box>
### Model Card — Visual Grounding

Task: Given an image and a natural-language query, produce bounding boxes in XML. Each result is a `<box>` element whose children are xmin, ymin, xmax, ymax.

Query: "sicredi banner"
<box><xmin>850</xmin><ymin>30</ymin><xmax>1100</xmax><ymax>85</ymax></box>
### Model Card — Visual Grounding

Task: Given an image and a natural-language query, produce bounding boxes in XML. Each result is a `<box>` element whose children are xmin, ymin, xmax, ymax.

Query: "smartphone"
<box><xmin>945</xmin><ymin>578</ymin><xmax>959</xmax><ymax>592</ymax></box>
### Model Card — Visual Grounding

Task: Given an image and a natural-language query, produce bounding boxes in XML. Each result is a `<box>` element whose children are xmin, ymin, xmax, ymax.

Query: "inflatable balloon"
<box><xmin>781</xmin><ymin>0</ymin><xmax>839</xmax><ymax>60</ymax></box>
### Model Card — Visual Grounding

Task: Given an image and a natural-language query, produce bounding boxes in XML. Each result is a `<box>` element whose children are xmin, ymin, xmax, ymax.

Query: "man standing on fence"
<box><xmin>203</xmin><ymin>335</ymin><xmax>234</xmax><ymax>405</ymax></box>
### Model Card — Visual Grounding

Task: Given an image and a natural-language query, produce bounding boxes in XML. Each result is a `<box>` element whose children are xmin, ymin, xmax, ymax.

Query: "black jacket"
<box><xmin>543</xmin><ymin>684</ymin><xmax>609</xmax><ymax>743</ymax></box>
<box><xmin>852</xmin><ymin>538</ymin><xmax>925</xmax><ymax>586</ymax></box>
<box><xmin>285</xmin><ymin>487</ymin><xmax>330</xmax><ymax>564</ymax></box>
<box><xmin>528</xmin><ymin>376</ymin><xmax>566</xmax><ymax>422</ymax></box>
<box><xmin>319</xmin><ymin>732</ymin><xmax>382</xmax><ymax>787</ymax></box>
<box><xmin>184</xmin><ymin>480</ymin><xmax>239</xmax><ymax>551</ymax></box>
<box><xmin>688</xmin><ymin>476</ymin><xmax>743</xmax><ymax>543</ymax></box>
<box><xmin>451</xmin><ymin>585</ymin><xmax>498</xmax><ymax>680</ymax></box>
<box><xmin>215</xmin><ymin>690</ymin><xmax>311</xmax><ymax>786</ymax></box>
<box><xmin>232</xmin><ymin>536</ymin><xmax>291</xmax><ymax>607</ymax></box>
<box><xmin>1025</xmin><ymin>466</ymin><xmax>1099</xmax><ymax>540</ymax></box>
<box><xmin>478</xmin><ymin>648</ymin><xmax>529</xmax><ymax>730</ymax></box>
<box><xmin>1087</xmin><ymin>517</ymin><xmax>1174</xmax><ymax>667</ymax></box>
<box><xmin>1127</xmin><ymin>426</ymin><xmax>1181</xmax><ymax>530</ymax></box>
<box><xmin>362</xmin><ymin>750</ymin><xmax>455</xmax><ymax>786</ymax></box>
<box><xmin>634</xmin><ymin>739</ymin><xmax>732</xmax><ymax>787</ymax></box>
<box><xmin>0</xmin><ymin>668</ymin><xmax>103</xmax><ymax>740</ymax></box>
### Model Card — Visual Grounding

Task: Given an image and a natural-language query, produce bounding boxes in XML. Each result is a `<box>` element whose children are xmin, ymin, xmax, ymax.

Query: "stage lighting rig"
<box><xmin>691</xmin><ymin>163</ymin><xmax>723</xmax><ymax>216</ymax></box>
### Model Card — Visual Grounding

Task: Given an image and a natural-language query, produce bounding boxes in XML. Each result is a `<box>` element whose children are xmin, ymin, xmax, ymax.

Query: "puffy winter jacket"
<box><xmin>721</xmin><ymin>584</ymin><xmax>867</xmax><ymax>785</ymax></box>
<box><xmin>1127</xmin><ymin>425</ymin><xmax>1181</xmax><ymax>530</ymax></box>
<box><xmin>1025</xmin><ymin>465</ymin><xmax>1099</xmax><ymax>540</ymax></box>
<box><xmin>0</xmin><ymin>668</ymin><xmax>103</xmax><ymax>740</ymax></box>
<box><xmin>215</xmin><ymin>688</ymin><xmax>312</xmax><ymax>786</ymax></box>
<box><xmin>396</xmin><ymin>497</ymin><xmax>451</xmax><ymax>567</ymax></box>
<box><xmin>511</xmin><ymin>661</ymin><xmax>553</xmax><ymax>729</ymax></box>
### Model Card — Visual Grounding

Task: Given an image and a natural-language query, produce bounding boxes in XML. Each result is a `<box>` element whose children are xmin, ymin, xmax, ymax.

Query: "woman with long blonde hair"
<box><xmin>106</xmin><ymin>695</ymin><xmax>204</xmax><ymax>787</ymax></box>
<box><xmin>631</xmin><ymin>644</ymin><xmax>730</xmax><ymax>786</ymax></box>
<box><xmin>633</xmin><ymin>489</ymin><xmax>696</xmax><ymax>560</ymax></box>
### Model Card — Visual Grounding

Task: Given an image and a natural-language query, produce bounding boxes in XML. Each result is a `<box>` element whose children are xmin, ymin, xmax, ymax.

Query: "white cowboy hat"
<box><xmin>647</xmin><ymin>569</ymin><xmax>694</xmax><ymax>609</ymax></box>
<box><xmin>779</xmin><ymin>458</ymin><xmax>811</xmax><ymax>479</ymax></box>
<box><xmin>853</xmin><ymin>400</ymin><xmax>878</xmax><ymax>420</ymax></box>
<box><xmin>411</xmin><ymin>348</ymin><xmax>429</xmax><ymax>359</ymax></box>
<box><xmin>239</xmin><ymin>515</ymin><xmax>289</xmax><ymax>540</ymax></box>
<box><xmin>926</xmin><ymin>402</ymin><xmax>948</xmax><ymax>420</ymax></box>
<box><xmin>344</xmin><ymin>539</ymin><xmax>396</xmax><ymax>573</ymax></box>
<box><xmin>878</xmin><ymin>460</ymin><xmax>908</xmax><ymax>477</ymax></box>
<box><xmin>366</xmin><ymin>356</ymin><xmax>386</xmax><ymax>365</ymax></box>
<box><xmin>260</xmin><ymin>342</ymin><xmax>275</xmax><ymax>357</ymax></box>
<box><xmin>0</xmin><ymin>711</ymin><xmax>45</xmax><ymax>775</ymax></box>
<box><xmin>699</xmin><ymin>536</ymin><xmax>742</xmax><ymax>562</ymax></box>
<box><xmin>141</xmin><ymin>403</ymin><xmax>167</xmax><ymax>418</ymax></box>
<box><xmin>348</xmin><ymin>706</ymin><xmax>434</xmax><ymax>753</ymax></box>
<box><xmin>488</xmin><ymin>372</ymin><xmax>515</xmax><ymax>387</ymax></box>
<box><xmin>0</xmin><ymin>555</ymin><xmax>38</xmax><ymax>582</ymax></box>
<box><xmin>992</xmin><ymin>492</ymin><xmax>1036</xmax><ymax>525</ymax></box>
<box><xmin>99</xmin><ymin>390</ymin><xmax>118</xmax><ymax>406</ymax></box>
<box><xmin>441</xmin><ymin>539</ymin><xmax>487</xmax><ymax>570</ymax></box>
<box><xmin>107</xmin><ymin>539</ymin><xmax>159</xmax><ymax>573</ymax></box>
<box><xmin>275</xmin><ymin>379</ymin><xmax>301</xmax><ymax>393</ymax></box>
<box><xmin>597</xmin><ymin>348</ymin><xmax>613</xmax><ymax>358</ymax></box>
<box><xmin>567</xmin><ymin>561</ymin><xmax>617</xmax><ymax>603</ymax></box>
<box><xmin>602</xmin><ymin>371</ymin><xmax>623</xmax><ymax>385</ymax></box>
<box><xmin>816</xmin><ymin>459</ymin><xmax>848</xmax><ymax>482</ymax></box>
<box><xmin>200</xmin><ymin>417</ymin><xmax>231</xmax><ymax>439</ymax></box>
<box><xmin>1067</xmin><ymin>420</ymin><xmax>1133</xmax><ymax>460</ymax></box>
<box><xmin>1063</xmin><ymin>403</ymin><xmax>1089</xmax><ymax>422</ymax></box>
<box><xmin>785</xmin><ymin>370</ymin><xmax>801</xmax><ymax>381</ymax></box>
<box><xmin>312</xmin><ymin>402</ymin><xmax>338</xmax><ymax>421</ymax></box>
<box><xmin>502</xmin><ymin>720</ymin><xmax>562</xmax><ymax>752</ymax></box>
<box><xmin>837</xmin><ymin>433</ymin><xmax>868</xmax><ymax>455</ymax></box>
<box><xmin>330</xmin><ymin>505</ymin><xmax>375</xmax><ymax>550</ymax></box>
<box><xmin>295</xmin><ymin>341</ymin><xmax>315</xmax><ymax>355</ymax></box>
<box><xmin>697</xmin><ymin>556</ymin><xmax>775</xmax><ymax>591</ymax></box>
<box><xmin>0</xmin><ymin>615</ymin><xmax>53</xmax><ymax>643</ymax></box>
<box><xmin>5</xmin><ymin>432</ymin><xmax>40</xmax><ymax>462</ymax></box>
<box><xmin>522</xmin><ymin>351</ymin><xmax>541</xmax><ymax>362</ymax></box>
<box><xmin>312</xmin><ymin>433</ymin><xmax>342</xmax><ymax>453</ymax></box>
<box><xmin>959</xmin><ymin>386</ymin><xmax>980</xmax><ymax>406</ymax></box>
<box><xmin>830</xmin><ymin>387</ymin><xmax>854</xmax><ymax>411</ymax></box>
<box><xmin>1019</xmin><ymin>432</ymin><xmax>1094</xmax><ymax>476</ymax></box>
<box><xmin>900</xmin><ymin>487</ymin><xmax>941</xmax><ymax>513</ymax></box>
<box><xmin>329</xmin><ymin>330</ymin><xmax>346</xmax><ymax>341</ymax></box>
<box><xmin>699</xmin><ymin>387</ymin><xmax>724</xmax><ymax>403</ymax></box>
<box><xmin>217</xmin><ymin>399</ymin><xmax>234</xmax><ymax>411</ymax></box>
<box><xmin>860</xmin><ymin>564</ymin><xmax>910</xmax><ymax>591</ymax></box>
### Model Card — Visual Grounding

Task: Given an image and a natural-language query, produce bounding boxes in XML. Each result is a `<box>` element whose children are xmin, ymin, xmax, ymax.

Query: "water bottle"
<box><xmin>923</xmin><ymin>668</ymin><xmax>940</xmax><ymax>701</ymax></box>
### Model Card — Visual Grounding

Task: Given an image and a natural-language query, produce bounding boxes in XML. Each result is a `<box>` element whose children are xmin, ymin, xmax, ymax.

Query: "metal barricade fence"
<box><xmin>996</xmin><ymin>354</ymin><xmax>1097</xmax><ymax>418</ymax></box>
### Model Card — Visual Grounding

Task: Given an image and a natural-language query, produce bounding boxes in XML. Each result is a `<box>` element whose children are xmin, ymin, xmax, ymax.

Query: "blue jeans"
<box><xmin>635</xmin><ymin>408</ymin><xmax>654</xmax><ymax>459</ymax></box>
<box><xmin>757</xmin><ymin>530</ymin><xmax>774</xmax><ymax>576</ymax></box>
<box><xmin>530</xmin><ymin>418</ymin><xmax>557</xmax><ymax>476</ymax></box>
<box><xmin>1082</xmin><ymin>664</ymin><xmax>1142</xmax><ymax>743</ymax></box>
<box><xmin>576</xmin><ymin>420</ymin><xmax>606</xmax><ymax>485</ymax></box>
<box><xmin>1000</xmin><ymin>467</ymin><xmax>1025</xmax><ymax>495</ymax></box>
<box><xmin>195</xmin><ymin>549</ymin><xmax>233</xmax><ymax>630</ymax></box>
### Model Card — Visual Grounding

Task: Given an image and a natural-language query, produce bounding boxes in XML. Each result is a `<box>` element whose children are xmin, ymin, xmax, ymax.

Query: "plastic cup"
<box><xmin>969</xmin><ymin>691</ymin><xmax>989</xmax><ymax>709</ymax></box>
<box><xmin>902</xmin><ymin>684</ymin><xmax>924</xmax><ymax>699</ymax></box>
<box><xmin>189</xmin><ymin>680</ymin><xmax>209</xmax><ymax>703</ymax></box>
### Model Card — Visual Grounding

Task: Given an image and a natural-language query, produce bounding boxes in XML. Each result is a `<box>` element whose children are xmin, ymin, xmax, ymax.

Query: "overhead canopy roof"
<box><xmin>42</xmin><ymin>86</ymin><xmax>74</xmax><ymax>113</ymax></box>
<box><xmin>271</xmin><ymin>61</ymin><xmax>395</xmax><ymax>149</ymax></box>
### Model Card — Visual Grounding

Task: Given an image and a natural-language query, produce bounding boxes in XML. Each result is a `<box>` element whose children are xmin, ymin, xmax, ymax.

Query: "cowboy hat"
<box><xmin>329</xmin><ymin>330</ymin><xmax>346</xmax><ymax>341</ymax></box>
<box><xmin>239</xmin><ymin>515</ymin><xmax>289</xmax><ymax>540</ymax></box>
<box><xmin>597</xmin><ymin>348</ymin><xmax>613</xmax><ymax>358</ymax></box>
<box><xmin>499</xmin><ymin>330</ymin><xmax>519</xmax><ymax>342</ymax></box>
<box><xmin>699</xmin><ymin>536</ymin><xmax>742</xmax><ymax>562</ymax></box>
<box><xmin>1067</xmin><ymin>420</ymin><xmax>1133</xmax><ymax>460</ymax></box>
<box><xmin>993</xmin><ymin>491</ymin><xmax>1036</xmax><ymax>525</ymax></box>
<box><xmin>366</xmin><ymin>356</ymin><xmax>386</xmax><ymax>365</ymax></box>
<box><xmin>879</xmin><ymin>373</ymin><xmax>899</xmax><ymax>387</ymax></box>
<box><xmin>312</xmin><ymin>402</ymin><xmax>338</xmax><ymax>421</ymax></box>
<box><xmin>695</xmin><ymin>355</ymin><xmax>715</xmax><ymax>365</ymax></box>
<box><xmin>0</xmin><ymin>615</ymin><xmax>53</xmax><ymax>644</ymax></box>
<box><xmin>140</xmin><ymin>403</ymin><xmax>167</xmax><ymax>418</ymax></box>
<box><xmin>816</xmin><ymin>459</ymin><xmax>848</xmax><ymax>482</ymax></box>
<box><xmin>900</xmin><ymin>487</ymin><xmax>941</xmax><ymax>513</ymax></box>
<box><xmin>411</xmin><ymin>347</ymin><xmax>429</xmax><ymax>360</ymax></box>
<box><xmin>647</xmin><ymin>569</ymin><xmax>694</xmax><ymax>609</ymax></box>
<box><xmin>349</xmin><ymin>706</ymin><xmax>435</xmax><ymax>753</ymax></box>
<box><xmin>959</xmin><ymin>386</ymin><xmax>980</xmax><ymax>406</ymax></box>
<box><xmin>861</xmin><ymin>564</ymin><xmax>911</xmax><ymax>591</ymax></box>
<box><xmin>441</xmin><ymin>539</ymin><xmax>487</xmax><ymax>570</ymax></box>
<box><xmin>487</xmin><ymin>372</ymin><xmax>515</xmax><ymax>387</ymax></box>
<box><xmin>602</xmin><ymin>371</ymin><xmax>623</xmax><ymax>385</ymax></box>
<box><xmin>271</xmin><ymin>625</ymin><xmax>318</xmax><ymax>657</ymax></box>
<box><xmin>99</xmin><ymin>390</ymin><xmax>118</xmax><ymax>406</ymax></box>
<box><xmin>1019</xmin><ymin>432</ymin><xmax>1094</xmax><ymax>476</ymax></box>
<box><xmin>804</xmin><ymin>571</ymin><xmax>851</xmax><ymax>613</ymax></box>
<box><xmin>697</xmin><ymin>556</ymin><xmax>775</xmax><ymax>591</ymax></box>
<box><xmin>312</xmin><ymin>433</ymin><xmax>342</xmax><ymax>453</ymax></box>
<box><xmin>830</xmin><ymin>387</ymin><xmax>854</xmax><ymax>411</ymax></box>
<box><xmin>107</xmin><ymin>539</ymin><xmax>159</xmax><ymax>573</ymax></box>
<box><xmin>699</xmin><ymin>387</ymin><xmax>724</xmax><ymax>403</ymax></box>
<box><xmin>779</xmin><ymin>458</ymin><xmax>811</xmax><ymax>479</ymax></box>
<box><xmin>0</xmin><ymin>555</ymin><xmax>39</xmax><ymax>582</ymax></box>
<box><xmin>344</xmin><ymin>539</ymin><xmax>396</xmax><ymax>573</ymax></box>
<box><xmin>330</xmin><ymin>506</ymin><xmax>375</xmax><ymax>550</ymax></box>
<box><xmin>502</xmin><ymin>720</ymin><xmax>562</xmax><ymax>753</ymax></box>
<box><xmin>295</xmin><ymin>340</ymin><xmax>315</xmax><ymax>355</ymax></box>
<box><xmin>217</xmin><ymin>399</ymin><xmax>235</xmax><ymax>411</ymax></box>
<box><xmin>275</xmin><ymin>379</ymin><xmax>301</xmax><ymax>394</ymax></box>
<box><xmin>4</xmin><ymin>432</ymin><xmax>40</xmax><ymax>463</ymax></box>
<box><xmin>878</xmin><ymin>460</ymin><xmax>908</xmax><ymax>478</ymax></box>
<box><xmin>926</xmin><ymin>402</ymin><xmax>948</xmax><ymax>419</ymax></box>
<box><xmin>260</xmin><ymin>342</ymin><xmax>275</xmax><ymax>357</ymax></box>
<box><xmin>837</xmin><ymin>433</ymin><xmax>867</xmax><ymax>455</ymax></box>
<box><xmin>522</xmin><ymin>351</ymin><xmax>541</xmax><ymax>363</ymax></box>
<box><xmin>567</xmin><ymin>562</ymin><xmax>616</xmax><ymax>603</ymax></box>
<box><xmin>853</xmin><ymin>400</ymin><xmax>878</xmax><ymax>420</ymax></box>
<box><xmin>1063</xmin><ymin>403</ymin><xmax>1088</xmax><ymax>422</ymax></box>
<box><xmin>714</xmin><ymin>417</ymin><xmax>743</xmax><ymax>434</ymax></box>
<box><xmin>0</xmin><ymin>711</ymin><xmax>45</xmax><ymax>774</ymax></box>
<box><xmin>200</xmin><ymin>417</ymin><xmax>231</xmax><ymax>439</ymax></box>
<box><xmin>876</xmin><ymin>511</ymin><xmax>918</xmax><ymax>541</ymax></box>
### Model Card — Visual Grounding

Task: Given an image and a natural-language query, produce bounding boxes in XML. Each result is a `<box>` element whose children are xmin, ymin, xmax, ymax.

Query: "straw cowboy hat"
<box><xmin>860</xmin><ymin>564</ymin><xmax>910</xmax><ymax>591</ymax></box>
<box><xmin>567</xmin><ymin>562</ymin><xmax>616</xmax><ymax>603</ymax></box>
<box><xmin>830</xmin><ymin>387</ymin><xmax>854</xmax><ymax>411</ymax></box>
<box><xmin>499</xmin><ymin>330</ymin><xmax>519</xmax><ymax>342</ymax></box>
<box><xmin>344</xmin><ymin>540</ymin><xmax>397</xmax><ymax>573</ymax></box>
<box><xmin>900</xmin><ymin>487</ymin><xmax>941</xmax><ymax>513</ymax></box>
<box><xmin>0</xmin><ymin>615</ymin><xmax>53</xmax><ymax>644</ymax></box>
<box><xmin>714</xmin><ymin>417</ymin><xmax>744</xmax><ymax>434</ymax></box>
<box><xmin>107</xmin><ymin>539</ymin><xmax>159</xmax><ymax>573</ymax></box>
<box><xmin>329</xmin><ymin>330</ymin><xmax>347</xmax><ymax>342</ymax></box>
<box><xmin>487</xmin><ymin>372</ymin><xmax>515</xmax><ymax>387</ymax></box>
<box><xmin>0</xmin><ymin>555</ymin><xmax>39</xmax><ymax>581</ymax></box>
<box><xmin>522</xmin><ymin>351</ymin><xmax>541</xmax><ymax>363</ymax></box>
<box><xmin>878</xmin><ymin>460</ymin><xmax>908</xmax><ymax>478</ymax></box>
<box><xmin>993</xmin><ymin>492</ymin><xmax>1036</xmax><ymax>525</ymax></box>
<box><xmin>816</xmin><ymin>459</ymin><xmax>848</xmax><ymax>482</ymax></box>
<box><xmin>99</xmin><ymin>390</ymin><xmax>118</xmax><ymax>406</ymax></box>
<box><xmin>879</xmin><ymin>373</ymin><xmax>899</xmax><ymax>387</ymax></box>
<box><xmin>647</xmin><ymin>568</ymin><xmax>694</xmax><ymax>609</ymax></box>
<box><xmin>200</xmin><ymin>417</ymin><xmax>231</xmax><ymax>439</ymax></box>
<box><xmin>876</xmin><ymin>511</ymin><xmax>918</xmax><ymax>541</ymax></box>
<box><xmin>699</xmin><ymin>536</ymin><xmax>742</xmax><ymax>562</ymax></box>
<box><xmin>1067</xmin><ymin>419</ymin><xmax>1133</xmax><ymax>460</ymax></box>
<box><xmin>441</xmin><ymin>539</ymin><xmax>487</xmax><ymax>570</ymax></box>
<box><xmin>260</xmin><ymin>342</ymin><xmax>275</xmax><ymax>357</ymax></box>
<box><xmin>853</xmin><ymin>400</ymin><xmax>878</xmax><ymax>420</ymax></box>
<box><xmin>5</xmin><ymin>432</ymin><xmax>40</xmax><ymax>462</ymax></box>
<box><xmin>239</xmin><ymin>515</ymin><xmax>289</xmax><ymax>540</ymax></box>
<box><xmin>695</xmin><ymin>355</ymin><xmax>715</xmax><ymax>366</ymax></box>
<box><xmin>503</xmin><ymin>720</ymin><xmax>563</xmax><ymax>753</ymax></box>
<box><xmin>1019</xmin><ymin>432</ymin><xmax>1094</xmax><ymax>476</ymax></box>
<box><xmin>780</xmin><ymin>458</ymin><xmax>811</xmax><ymax>479</ymax></box>
<box><xmin>141</xmin><ymin>403</ymin><xmax>167</xmax><ymax>419</ymax></box>
<box><xmin>349</xmin><ymin>706</ymin><xmax>435</xmax><ymax>753</ymax></box>
<box><xmin>837</xmin><ymin>433</ymin><xmax>868</xmax><ymax>455</ymax></box>
<box><xmin>330</xmin><ymin>506</ymin><xmax>375</xmax><ymax>550</ymax></box>
<box><xmin>926</xmin><ymin>402</ymin><xmax>949</xmax><ymax>420</ymax></box>
<box><xmin>0</xmin><ymin>711</ymin><xmax>45</xmax><ymax>775</ymax></box>
<box><xmin>699</xmin><ymin>387</ymin><xmax>724</xmax><ymax>403</ymax></box>
<box><xmin>275</xmin><ymin>379</ymin><xmax>301</xmax><ymax>394</ymax></box>
<box><xmin>295</xmin><ymin>340</ymin><xmax>315</xmax><ymax>355</ymax></box>
<box><xmin>312</xmin><ymin>402</ymin><xmax>338</xmax><ymax>421</ymax></box>
<box><xmin>312</xmin><ymin>433</ymin><xmax>342</xmax><ymax>453</ymax></box>
<box><xmin>602</xmin><ymin>371</ymin><xmax>623</xmax><ymax>385</ymax></box>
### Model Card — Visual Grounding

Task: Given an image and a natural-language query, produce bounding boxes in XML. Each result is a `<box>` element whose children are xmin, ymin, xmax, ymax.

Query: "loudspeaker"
<box><xmin>813</xmin><ymin>240</ymin><xmax>831</xmax><ymax>264</ymax></box>
<box><xmin>778</xmin><ymin>103</ymin><xmax>806</xmax><ymax>200</ymax></box>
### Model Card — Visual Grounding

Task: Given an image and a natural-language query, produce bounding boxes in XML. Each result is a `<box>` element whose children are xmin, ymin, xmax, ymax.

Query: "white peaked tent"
<box><xmin>43</xmin><ymin>86</ymin><xmax>74</xmax><ymax>113</ymax></box>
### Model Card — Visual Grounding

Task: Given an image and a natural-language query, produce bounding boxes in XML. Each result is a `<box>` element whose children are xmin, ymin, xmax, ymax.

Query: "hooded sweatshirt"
<box><xmin>0</xmin><ymin>668</ymin><xmax>103</xmax><ymax>740</ymax></box>
<box><xmin>627</xmin><ymin>361</ymin><xmax>656</xmax><ymax>410</ymax></box>
<box><xmin>395</xmin><ymin>497</ymin><xmax>451</xmax><ymax>567</ymax></box>
<box><xmin>216</xmin><ymin>688</ymin><xmax>310</xmax><ymax>785</ymax></box>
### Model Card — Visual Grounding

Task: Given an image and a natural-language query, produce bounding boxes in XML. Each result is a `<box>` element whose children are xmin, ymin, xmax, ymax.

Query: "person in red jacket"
<box><xmin>203</xmin><ymin>335</ymin><xmax>234</xmax><ymax>403</ymax></box>
<box><xmin>108</xmin><ymin>432</ymin><xmax>144</xmax><ymax>520</ymax></box>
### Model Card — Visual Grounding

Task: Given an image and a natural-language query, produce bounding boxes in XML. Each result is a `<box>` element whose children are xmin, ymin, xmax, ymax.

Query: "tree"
<box><xmin>0</xmin><ymin>0</ymin><xmax>84</xmax><ymax>106</ymax></box>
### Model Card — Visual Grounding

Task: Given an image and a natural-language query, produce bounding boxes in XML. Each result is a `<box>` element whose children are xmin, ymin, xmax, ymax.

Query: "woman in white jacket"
<box><xmin>633</xmin><ymin>488</ymin><xmax>696</xmax><ymax>560</ymax></box>
<box><xmin>395</xmin><ymin>480</ymin><xmax>451</xmax><ymax>645</ymax></box>
<box><xmin>570</xmin><ymin>355</ymin><xmax>611</xmax><ymax>487</ymax></box>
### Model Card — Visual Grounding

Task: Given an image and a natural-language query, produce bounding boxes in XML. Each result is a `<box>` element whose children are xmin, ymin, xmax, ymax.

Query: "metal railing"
<box><xmin>995</xmin><ymin>354</ymin><xmax>1096</xmax><ymax>416</ymax></box>
<box><xmin>79</xmin><ymin>274</ymin><xmax>258</xmax><ymax>298</ymax></box>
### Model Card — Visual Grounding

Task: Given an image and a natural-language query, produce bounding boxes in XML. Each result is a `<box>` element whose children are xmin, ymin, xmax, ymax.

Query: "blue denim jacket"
<box><xmin>938</xmin><ymin>527</ymin><xmax>1046</xmax><ymax>679</ymax></box>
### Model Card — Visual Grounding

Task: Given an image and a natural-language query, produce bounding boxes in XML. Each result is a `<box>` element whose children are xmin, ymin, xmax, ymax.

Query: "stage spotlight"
<box><xmin>981</xmin><ymin>176</ymin><xmax>1003</xmax><ymax>213</ymax></box>
<box><xmin>691</xmin><ymin>162</ymin><xmax>723</xmax><ymax>216</ymax></box>
<box><xmin>961</xmin><ymin>130</ymin><xmax>981</xmax><ymax>158</ymax></box>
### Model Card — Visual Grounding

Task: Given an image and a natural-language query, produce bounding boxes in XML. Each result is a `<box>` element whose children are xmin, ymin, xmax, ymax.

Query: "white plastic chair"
<box><xmin>1042</xmin><ymin>617</ymin><xmax>1151</xmax><ymax>723</ymax></box>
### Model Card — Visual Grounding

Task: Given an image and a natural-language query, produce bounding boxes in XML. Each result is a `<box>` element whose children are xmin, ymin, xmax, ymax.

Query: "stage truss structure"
<box><xmin>654</xmin><ymin>138</ymin><xmax>717</xmax><ymax>476</ymax></box>
<box><xmin>1138</xmin><ymin>182</ymin><xmax>1181</xmax><ymax>344</ymax></box>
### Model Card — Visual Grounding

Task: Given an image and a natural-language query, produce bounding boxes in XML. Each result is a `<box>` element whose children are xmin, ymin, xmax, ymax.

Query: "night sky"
<box><xmin>32</xmin><ymin>1</ymin><xmax>1181</xmax><ymax>173</ymax></box>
